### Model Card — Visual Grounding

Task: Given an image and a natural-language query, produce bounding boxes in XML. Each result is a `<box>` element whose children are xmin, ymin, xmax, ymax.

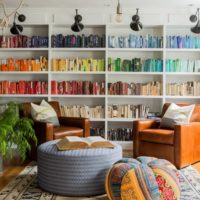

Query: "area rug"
<box><xmin>0</xmin><ymin>162</ymin><xmax>200</xmax><ymax>200</ymax></box>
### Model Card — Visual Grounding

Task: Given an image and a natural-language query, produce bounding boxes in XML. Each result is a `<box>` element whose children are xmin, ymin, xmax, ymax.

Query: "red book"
<box><xmin>25</xmin><ymin>81</ymin><xmax>31</xmax><ymax>94</ymax></box>
<box><xmin>68</xmin><ymin>81</ymin><xmax>72</xmax><ymax>95</ymax></box>
<box><xmin>57</xmin><ymin>82</ymin><xmax>63</xmax><ymax>94</ymax></box>
<box><xmin>10</xmin><ymin>82</ymin><xmax>16</xmax><ymax>94</ymax></box>
<box><xmin>72</xmin><ymin>81</ymin><xmax>77</xmax><ymax>95</ymax></box>
<box><xmin>51</xmin><ymin>81</ymin><xmax>57</xmax><ymax>94</ymax></box>
<box><xmin>3</xmin><ymin>81</ymin><xmax>9</xmax><ymax>94</ymax></box>
<box><xmin>29</xmin><ymin>82</ymin><xmax>34</xmax><ymax>94</ymax></box>
<box><xmin>36</xmin><ymin>81</ymin><xmax>42</xmax><ymax>94</ymax></box>
<box><xmin>19</xmin><ymin>81</ymin><xmax>26</xmax><ymax>94</ymax></box>
<box><xmin>18</xmin><ymin>35</ymin><xmax>23</xmax><ymax>48</ymax></box>
<box><xmin>42</xmin><ymin>82</ymin><xmax>48</xmax><ymax>94</ymax></box>
<box><xmin>62</xmin><ymin>81</ymin><xmax>66</xmax><ymax>94</ymax></box>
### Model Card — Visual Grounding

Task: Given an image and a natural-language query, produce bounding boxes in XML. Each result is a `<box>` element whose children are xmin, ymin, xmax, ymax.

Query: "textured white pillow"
<box><xmin>160</xmin><ymin>103</ymin><xmax>195</xmax><ymax>129</ymax></box>
<box><xmin>31</xmin><ymin>100</ymin><xmax>60</xmax><ymax>126</ymax></box>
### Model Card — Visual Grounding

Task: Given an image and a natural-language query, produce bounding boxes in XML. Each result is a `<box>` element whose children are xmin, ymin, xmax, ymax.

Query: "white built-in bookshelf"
<box><xmin>1</xmin><ymin>23</ymin><xmax>200</xmax><ymax>149</ymax></box>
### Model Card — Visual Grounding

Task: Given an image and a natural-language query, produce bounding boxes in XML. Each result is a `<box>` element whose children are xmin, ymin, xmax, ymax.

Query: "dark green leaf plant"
<box><xmin>0</xmin><ymin>102</ymin><xmax>37</xmax><ymax>161</ymax></box>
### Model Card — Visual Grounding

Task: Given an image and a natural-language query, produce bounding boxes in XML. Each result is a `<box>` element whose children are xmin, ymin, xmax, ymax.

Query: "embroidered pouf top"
<box><xmin>106</xmin><ymin>157</ymin><xmax>180</xmax><ymax>200</ymax></box>
<box><xmin>37</xmin><ymin>139</ymin><xmax>122</xmax><ymax>197</ymax></box>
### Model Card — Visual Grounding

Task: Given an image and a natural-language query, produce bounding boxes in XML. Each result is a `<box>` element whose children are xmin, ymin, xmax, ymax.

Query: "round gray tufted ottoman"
<box><xmin>37</xmin><ymin>140</ymin><xmax>122</xmax><ymax>197</ymax></box>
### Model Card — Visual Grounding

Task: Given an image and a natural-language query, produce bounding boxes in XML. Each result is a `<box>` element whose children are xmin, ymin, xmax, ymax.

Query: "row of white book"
<box><xmin>166</xmin><ymin>81</ymin><xmax>200</xmax><ymax>96</ymax></box>
<box><xmin>60</xmin><ymin>104</ymin><xmax>151</xmax><ymax>119</ymax></box>
<box><xmin>60</xmin><ymin>105</ymin><xmax>105</xmax><ymax>119</ymax></box>
<box><xmin>107</xmin><ymin>104</ymin><xmax>150</xmax><ymax>119</ymax></box>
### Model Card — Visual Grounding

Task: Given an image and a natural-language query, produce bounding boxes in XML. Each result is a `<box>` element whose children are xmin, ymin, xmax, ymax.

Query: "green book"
<box><xmin>108</xmin><ymin>57</ymin><xmax>112</xmax><ymax>71</ymax></box>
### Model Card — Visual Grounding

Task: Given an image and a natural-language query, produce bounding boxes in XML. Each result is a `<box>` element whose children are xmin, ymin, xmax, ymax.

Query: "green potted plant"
<box><xmin>0</xmin><ymin>102</ymin><xmax>37</xmax><ymax>173</ymax></box>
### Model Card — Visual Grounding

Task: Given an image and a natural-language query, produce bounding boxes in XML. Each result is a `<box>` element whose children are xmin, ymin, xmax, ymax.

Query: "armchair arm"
<box><xmin>174</xmin><ymin>123</ymin><xmax>200</xmax><ymax>169</ymax></box>
<box><xmin>133</xmin><ymin>119</ymin><xmax>160</xmax><ymax>158</ymax></box>
<box><xmin>59</xmin><ymin>117</ymin><xmax>90</xmax><ymax>137</ymax></box>
<box><xmin>33</xmin><ymin>120</ymin><xmax>54</xmax><ymax>143</ymax></box>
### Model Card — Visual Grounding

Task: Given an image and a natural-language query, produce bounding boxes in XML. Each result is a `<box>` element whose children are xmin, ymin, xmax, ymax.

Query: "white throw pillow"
<box><xmin>160</xmin><ymin>103</ymin><xmax>195</xmax><ymax>129</ymax></box>
<box><xmin>31</xmin><ymin>100</ymin><xmax>60</xmax><ymax>126</ymax></box>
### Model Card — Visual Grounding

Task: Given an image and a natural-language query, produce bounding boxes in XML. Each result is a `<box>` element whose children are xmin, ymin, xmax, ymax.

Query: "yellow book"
<box><xmin>51</xmin><ymin>58</ymin><xmax>58</xmax><ymax>71</ymax></box>
<box><xmin>56</xmin><ymin>136</ymin><xmax>115</xmax><ymax>150</ymax></box>
<box><xmin>93</xmin><ymin>59</ymin><xmax>97</xmax><ymax>71</ymax></box>
<box><xmin>65</xmin><ymin>59</ymin><xmax>69</xmax><ymax>71</ymax></box>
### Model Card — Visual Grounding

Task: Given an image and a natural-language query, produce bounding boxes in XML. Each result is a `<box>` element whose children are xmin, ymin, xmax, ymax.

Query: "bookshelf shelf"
<box><xmin>90</xmin><ymin>118</ymin><xmax>106</xmax><ymax>122</ymax></box>
<box><xmin>165</xmin><ymin>96</ymin><xmax>200</xmax><ymax>99</ymax></box>
<box><xmin>0</xmin><ymin>94</ymin><xmax>48</xmax><ymax>97</ymax></box>
<box><xmin>108</xmin><ymin>48</ymin><xmax>163</xmax><ymax>52</ymax></box>
<box><xmin>165</xmin><ymin>48</ymin><xmax>200</xmax><ymax>52</ymax></box>
<box><xmin>0</xmin><ymin>48</ymin><xmax>48</xmax><ymax>51</ymax></box>
<box><xmin>0</xmin><ymin>72</ymin><xmax>48</xmax><ymax>75</ymax></box>
<box><xmin>165</xmin><ymin>72</ymin><xmax>200</xmax><ymax>75</ymax></box>
<box><xmin>107</xmin><ymin>72</ymin><xmax>163</xmax><ymax>75</ymax></box>
<box><xmin>51</xmin><ymin>72</ymin><xmax>106</xmax><ymax>75</ymax></box>
<box><xmin>51</xmin><ymin>48</ymin><xmax>106</xmax><ymax>51</ymax></box>
<box><xmin>51</xmin><ymin>95</ymin><xmax>106</xmax><ymax>98</ymax></box>
<box><xmin>107</xmin><ymin>95</ymin><xmax>163</xmax><ymax>99</ymax></box>
<box><xmin>107</xmin><ymin>118</ymin><xmax>144</xmax><ymax>122</ymax></box>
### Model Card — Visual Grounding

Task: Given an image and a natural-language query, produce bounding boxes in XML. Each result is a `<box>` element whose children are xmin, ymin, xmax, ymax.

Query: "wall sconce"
<box><xmin>115</xmin><ymin>0</ymin><xmax>123</xmax><ymax>23</ymax></box>
<box><xmin>130</xmin><ymin>8</ymin><xmax>143</xmax><ymax>31</ymax></box>
<box><xmin>190</xmin><ymin>8</ymin><xmax>200</xmax><ymax>34</ymax></box>
<box><xmin>10</xmin><ymin>12</ymin><xmax>26</xmax><ymax>35</ymax></box>
<box><xmin>71</xmin><ymin>9</ymin><xmax>84</xmax><ymax>32</ymax></box>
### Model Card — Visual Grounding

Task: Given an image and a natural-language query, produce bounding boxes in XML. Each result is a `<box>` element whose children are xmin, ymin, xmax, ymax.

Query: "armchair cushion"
<box><xmin>160</xmin><ymin>103</ymin><xmax>195</xmax><ymax>129</ymax></box>
<box><xmin>53</xmin><ymin>126</ymin><xmax>83</xmax><ymax>139</ymax></box>
<box><xmin>31</xmin><ymin>100</ymin><xmax>60</xmax><ymax>126</ymax></box>
<box><xmin>140</xmin><ymin>129</ymin><xmax>174</xmax><ymax>145</ymax></box>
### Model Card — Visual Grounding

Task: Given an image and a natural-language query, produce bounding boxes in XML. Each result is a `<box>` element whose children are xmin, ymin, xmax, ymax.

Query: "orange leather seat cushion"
<box><xmin>140</xmin><ymin>129</ymin><xmax>174</xmax><ymax>145</ymax></box>
<box><xmin>53</xmin><ymin>126</ymin><xmax>83</xmax><ymax>139</ymax></box>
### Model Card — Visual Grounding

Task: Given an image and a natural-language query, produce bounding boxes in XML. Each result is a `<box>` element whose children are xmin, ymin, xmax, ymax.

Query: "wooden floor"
<box><xmin>0</xmin><ymin>160</ymin><xmax>29</xmax><ymax>191</ymax></box>
<box><xmin>0</xmin><ymin>160</ymin><xmax>200</xmax><ymax>191</ymax></box>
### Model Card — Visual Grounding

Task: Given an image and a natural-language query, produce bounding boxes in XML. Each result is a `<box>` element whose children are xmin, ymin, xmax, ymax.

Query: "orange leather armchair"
<box><xmin>21</xmin><ymin>101</ymin><xmax>90</xmax><ymax>160</ymax></box>
<box><xmin>133</xmin><ymin>103</ymin><xmax>200</xmax><ymax>169</ymax></box>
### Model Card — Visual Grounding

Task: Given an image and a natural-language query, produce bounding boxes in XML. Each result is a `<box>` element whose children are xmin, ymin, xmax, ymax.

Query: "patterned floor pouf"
<box><xmin>37</xmin><ymin>140</ymin><xmax>122</xmax><ymax>197</ymax></box>
<box><xmin>106</xmin><ymin>157</ymin><xmax>180</xmax><ymax>200</ymax></box>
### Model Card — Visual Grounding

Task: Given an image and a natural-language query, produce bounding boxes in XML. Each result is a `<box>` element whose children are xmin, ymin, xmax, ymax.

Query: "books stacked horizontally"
<box><xmin>60</xmin><ymin>105</ymin><xmax>105</xmax><ymax>119</ymax></box>
<box><xmin>90</xmin><ymin>127</ymin><xmax>105</xmax><ymax>138</ymax></box>
<box><xmin>51</xmin><ymin>81</ymin><xmax>105</xmax><ymax>95</ymax></box>
<box><xmin>51</xmin><ymin>34</ymin><xmax>106</xmax><ymax>48</ymax></box>
<box><xmin>0</xmin><ymin>81</ymin><xmax>48</xmax><ymax>94</ymax></box>
<box><xmin>108</xmin><ymin>34</ymin><xmax>163</xmax><ymax>48</ymax></box>
<box><xmin>108</xmin><ymin>57</ymin><xmax>163</xmax><ymax>72</ymax></box>
<box><xmin>0</xmin><ymin>35</ymin><xmax>48</xmax><ymax>48</ymax></box>
<box><xmin>108</xmin><ymin>104</ymin><xmax>149</xmax><ymax>119</ymax></box>
<box><xmin>166</xmin><ymin>81</ymin><xmax>200</xmax><ymax>96</ymax></box>
<box><xmin>56</xmin><ymin>136</ymin><xmax>115</xmax><ymax>150</ymax></box>
<box><xmin>51</xmin><ymin>58</ymin><xmax>105</xmax><ymax>72</ymax></box>
<box><xmin>108</xmin><ymin>128</ymin><xmax>133</xmax><ymax>141</ymax></box>
<box><xmin>108</xmin><ymin>81</ymin><xmax>162</xmax><ymax>96</ymax></box>
<box><xmin>0</xmin><ymin>57</ymin><xmax>48</xmax><ymax>71</ymax></box>
<box><xmin>166</xmin><ymin>59</ymin><xmax>200</xmax><ymax>72</ymax></box>
<box><xmin>166</xmin><ymin>35</ymin><xmax>200</xmax><ymax>48</ymax></box>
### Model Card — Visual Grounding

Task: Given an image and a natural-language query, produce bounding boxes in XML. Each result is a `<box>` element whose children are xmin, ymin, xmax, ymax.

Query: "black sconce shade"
<box><xmin>190</xmin><ymin>8</ymin><xmax>200</xmax><ymax>34</ymax></box>
<box><xmin>130</xmin><ymin>8</ymin><xmax>143</xmax><ymax>31</ymax></box>
<box><xmin>10</xmin><ymin>12</ymin><xmax>26</xmax><ymax>35</ymax></box>
<box><xmin>71</xmin><ymin>9</ymin><xmax>84</xmax><ymax>32</ymax></box>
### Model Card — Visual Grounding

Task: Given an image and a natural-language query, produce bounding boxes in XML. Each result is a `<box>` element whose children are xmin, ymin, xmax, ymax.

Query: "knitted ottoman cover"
<box><xmin>106</xmin><ymin>157</ymin><xmax>180</xmax><ymax>200</ymax></box>
<box><xmin>38</xmin><ymin>140</ymin><xmax>122</xmax><ymax>197</ymax></box>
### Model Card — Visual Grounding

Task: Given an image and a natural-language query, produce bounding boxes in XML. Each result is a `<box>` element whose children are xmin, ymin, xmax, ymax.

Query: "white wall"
<box><xmin>1</xmin><ymin>7</ymin><xmax>197</xmax><ymax>26</ymax></box>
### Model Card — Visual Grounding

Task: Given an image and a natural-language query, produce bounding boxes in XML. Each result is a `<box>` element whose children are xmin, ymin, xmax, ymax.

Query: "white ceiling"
<box><xmin>3</xmin><ymin>0</ymin><xmax>200</xmax><ymax>8</ymax></box>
